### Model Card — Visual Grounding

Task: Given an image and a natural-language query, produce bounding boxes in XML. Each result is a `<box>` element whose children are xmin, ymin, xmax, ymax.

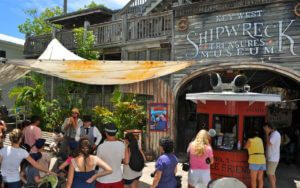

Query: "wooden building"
<box><xmin>24</xmin><ymin>0</ymin><xmax>300</xmax><ymax>160</ymax></box>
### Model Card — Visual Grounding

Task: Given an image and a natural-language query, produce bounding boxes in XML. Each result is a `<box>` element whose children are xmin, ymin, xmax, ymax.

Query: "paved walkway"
<box><xmin>139</xmin><ymin>162</ymin><xmax>300</xmax><ymax>188</ymax></box>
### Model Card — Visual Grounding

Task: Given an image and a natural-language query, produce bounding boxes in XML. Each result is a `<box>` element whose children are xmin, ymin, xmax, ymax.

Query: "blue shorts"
<box><xmin>249</xmin><ymin>164</ymin><xmax>266</xmax><ymax>171</ymax></box>
<box><xmin>123</xmin><ymin>176</ymin><xmax>141</xmax><ymax>185</ymax></box>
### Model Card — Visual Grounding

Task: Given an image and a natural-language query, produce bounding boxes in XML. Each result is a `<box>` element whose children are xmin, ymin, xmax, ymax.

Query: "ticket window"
<box><xmin>196</xmin><ymin>113</ymin><xmax>209</xmax><ymax>132</ymax></box>
<box><xmin>212</xmin><ymin>115</ymin><xmax>238</xmax><ymax>150</ymax></box>
<box><xmin>243</xmin><ymin>116</ymin><xmax>265</xmax><ymax>145</ymax></box>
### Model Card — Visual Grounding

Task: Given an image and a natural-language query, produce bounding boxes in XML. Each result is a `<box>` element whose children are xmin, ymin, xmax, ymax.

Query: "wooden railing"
<box><xmin>127</xmin><ymin>11</ymin><xmax>172</xmax><ymax>41</ymax></box>
<box><xmin>89</xmin><ymin>20</ymin><xmax>123</xmax><ymax>46</ymax></box>
<box><xmin>24</xmin><ymin>34</ymin><xmax>52</xmax><ymax>56</ymax></box>
<box><xmin>56</xmin><ymin>30</ymin><xmax>76</xmax><ymax>50</ymax></box>
<box><xmin>24</xmin><ymin>11</ymin><xmax>172</xmax><ymax>56</ymax></box>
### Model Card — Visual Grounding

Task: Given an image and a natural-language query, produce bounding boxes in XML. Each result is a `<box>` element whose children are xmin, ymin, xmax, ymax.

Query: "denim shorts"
<box><xmin>249</xmin><ymin>164</ymin><xmax>266</xmax><ymax>171</ymax></box>
<box><xmin>123</xmin><ymin>176</ymin><xmax>141</xmax><ymax>185</ymax></box>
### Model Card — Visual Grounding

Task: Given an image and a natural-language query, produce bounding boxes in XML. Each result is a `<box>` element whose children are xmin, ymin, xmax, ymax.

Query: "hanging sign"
<box><xmin>182</xmin><ymin>8</ymin><xmax>299</xmax><ymax>60</ymax></box>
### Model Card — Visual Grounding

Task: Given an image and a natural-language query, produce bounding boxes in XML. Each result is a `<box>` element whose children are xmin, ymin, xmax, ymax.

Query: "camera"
<box><xmin>150</xmin><ymin>171</ymin><xmax>156</xmax><ymax>178</ymax></box>
<box><xmin>206</xmin><ymin>157</ymin><xmax>211</xmax><ymax>164</ymax></box>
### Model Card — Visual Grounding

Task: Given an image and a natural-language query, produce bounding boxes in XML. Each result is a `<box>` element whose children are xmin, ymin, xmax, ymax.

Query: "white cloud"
<box><xmin>111</xmin><ymin>0</ymin><xmax>130</xmax><ymax>6</ymax></box>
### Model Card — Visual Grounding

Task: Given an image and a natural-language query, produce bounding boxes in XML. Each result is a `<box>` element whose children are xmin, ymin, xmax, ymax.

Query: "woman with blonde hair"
<box><xmin>187</xmin><ymin>130</ymin><xmax>214</xmax><ymax>188</ymax></box>
<box><xmin>0</xmin><ymin>129</ymin><xmax>53</xmax><ymax>188</ymax></box>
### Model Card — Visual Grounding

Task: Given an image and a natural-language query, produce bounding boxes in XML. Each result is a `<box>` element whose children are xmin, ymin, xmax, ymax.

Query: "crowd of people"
<box><xmin>0</xmin><ymin>108</ymin><xmax>147</xmax><ymax>188</ymax></box>
<box><xmin>0</xmin><ymin>107</ymin><xmax>285</xmax><ymax>188</ymax></box>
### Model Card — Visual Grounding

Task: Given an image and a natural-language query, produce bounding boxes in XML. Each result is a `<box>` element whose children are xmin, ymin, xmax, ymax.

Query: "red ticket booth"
<box><xmin>186</xmin><ymin>92</ymin><xmax>281</xmax><ymax>187</ymax></box>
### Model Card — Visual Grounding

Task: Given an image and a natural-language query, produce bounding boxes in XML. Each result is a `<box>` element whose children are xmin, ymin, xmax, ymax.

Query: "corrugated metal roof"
<box><xmin>0</xmin><ymin>34</ymin><xmax>25</xmax><ymax>46</ymax></box>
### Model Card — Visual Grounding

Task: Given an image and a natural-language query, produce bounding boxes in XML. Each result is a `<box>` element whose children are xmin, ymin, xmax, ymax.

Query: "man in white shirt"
<box><xmin>96</xmin><ymin>123</ymin><xmax>125</xmax><ymax>188</ymax></box>
<box><xmin>75</xmin><ymin>115</ymin><xmax>102</xmax><ymax>151</ymax></box>
<box><xmin>263</xmin><ymin>123</ymin><xmax>281</xmax><ymax>188</ymax></box>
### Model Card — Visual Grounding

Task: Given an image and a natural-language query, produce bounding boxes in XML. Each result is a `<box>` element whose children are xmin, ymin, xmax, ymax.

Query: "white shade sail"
<box><xmin>0</xmin><ymin>39</ymin><xmax>84</xmax><ymax>86</ymax></box>
<box><xmin>2</xmin><ymin>39</ymin><xmax>193</xmax><ymax>85</ymax></box>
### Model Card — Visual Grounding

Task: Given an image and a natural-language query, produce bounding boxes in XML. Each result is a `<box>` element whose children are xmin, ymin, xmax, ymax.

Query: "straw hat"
<box><xmin>72</xmin><ymin>108</ymin><xmax>80</xmax><ymax>115</ymax></box>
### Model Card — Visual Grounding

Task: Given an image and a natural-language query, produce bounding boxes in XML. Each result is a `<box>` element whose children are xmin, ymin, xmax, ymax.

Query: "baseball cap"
<box><xmin>105</xmin><ymin>123</ymin><xmax>118</xmax><ymax>133</ymax></box>
<box><xmin>35</xmin><ymin>138</ymin><xmax>46</xmax><ymax>149</ymax></box>
<box><xmin>208</xmin><ymin>129</ymin><xmax>217</xmax><ymax>137</ymax></box>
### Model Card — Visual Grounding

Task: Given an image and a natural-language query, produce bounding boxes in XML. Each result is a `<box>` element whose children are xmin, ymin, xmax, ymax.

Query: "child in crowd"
<box><xmin>58</xmin><ymin>140</ymin><xmax>78</xmax><ymax>171</ymax></box>
<box><xmin>0</xmin><ymin>120</ymin><xmax>7</xmax><ymax>149</ymax></box>
<box><xmin>22</xmin><ymin>152</ymin><xmax>43</xmax><ymax>188</ymax></box>
<box><xmin>34</xmin><ymin>139</ymin><xmax>51</xmax><ymax>178</ymax></box>
<box><xmin>50</xmin><ymin>128</ymin><xmax>64</xmax><ymax>154</ymax></box>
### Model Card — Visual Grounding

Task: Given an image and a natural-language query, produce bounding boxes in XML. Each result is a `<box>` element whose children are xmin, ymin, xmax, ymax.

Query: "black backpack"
<box><xmin>128</xmin><ymin>145</ymin><xmax>145</xmax><ymax>172</ymax></box>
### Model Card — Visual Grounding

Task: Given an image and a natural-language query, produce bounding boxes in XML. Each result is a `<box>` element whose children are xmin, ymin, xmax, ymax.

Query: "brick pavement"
<box><xmin>139</xmin><ymin>162</ymin><xmax>300</xmax><ymax>188</ymax></box>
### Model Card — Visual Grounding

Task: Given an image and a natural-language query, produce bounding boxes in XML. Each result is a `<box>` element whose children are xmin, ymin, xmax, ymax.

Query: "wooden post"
<box><xmin>50</xmin><ymin>26</ymin><xmax>57</xmax><ymax>100</ymax></box>
<box><xmin>83</xmin><ymin>20</ymin><xmax>90</xmax><ymax>41</ymax></box>
<box><xmin>122</xmin><ymin>15</ymin><xmax>127</xmax><ymax>43</ymax></box>
<box><xmin>146</xmin><ymin>49</ymin><xmax>150</xmax><ymax>60</ymax></box>
<box><xmin>63</xmin><ymin>0</ymin><xmax>67</xmax><ymax>14</ymax></box>
<box><xmin>122</xmin><ymin>48</ymin><xmax>128</xmax><ymax>60</ymax></box>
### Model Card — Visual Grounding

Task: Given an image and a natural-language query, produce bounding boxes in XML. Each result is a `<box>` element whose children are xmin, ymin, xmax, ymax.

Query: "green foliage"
<box><xmin>18</xmin><ymin>7</ymin><xmax>63</xmax><ymax>36</ymax></box>
<box><xmin>73</xmin><ymin>27</ymin><xmax>99</xmax><ymax>60</ymax></box>
<box><xmin>9</xmin><ymin>73</ymin><xmax>45</xmax><ymax>116</ymax></box>
<box><xmin>39</xmin><ymin>99</ymin><xmax>63</xmax><ymax>130</ymax></box>
<box><xmin>93</xmin><ymin>88</ymin><xmax>147</xmax><ymax>138</ymax></box>
<box><xmin>81</xmin><ymin>1</ymin><xmax>107</xmax><ymax>9</ymax></box>
<box><xmin>9</xmin><ymin>73</ymin><xmax>62</xmax><ymax>131</ymax></box>
<box><xmin>55</xmin><ymin>80</ymin><xmax>91</xmax><ymax>119</ymax></box>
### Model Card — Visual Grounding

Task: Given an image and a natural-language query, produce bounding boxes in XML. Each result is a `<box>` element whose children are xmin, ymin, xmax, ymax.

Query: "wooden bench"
<box><xmin>3</xmin><ymin>131</ymin><xmax>54</xmax><ymax>151</ymax></box>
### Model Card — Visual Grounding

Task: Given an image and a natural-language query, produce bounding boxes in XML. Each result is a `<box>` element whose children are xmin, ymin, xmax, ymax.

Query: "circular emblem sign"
<box><xmin>295</xmin><ymin>3</ymin><xmax>300</xmax><ymax>17</ymax></box>
<box><xmin>178</xmin><ymin>17</ymin><xmax>189</xmax><ymax>31</ymax></box>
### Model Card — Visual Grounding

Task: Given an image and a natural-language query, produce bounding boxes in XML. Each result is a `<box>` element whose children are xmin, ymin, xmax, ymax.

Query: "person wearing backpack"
<box><xmin>123</xmin><ymin>133</ymin><xmax>146</xmax><ymax>188</ymax></box>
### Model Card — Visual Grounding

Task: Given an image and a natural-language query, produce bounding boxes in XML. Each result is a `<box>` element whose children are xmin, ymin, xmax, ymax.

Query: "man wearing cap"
<box><xmin>208</xmin><ymin>129</ymin><xmax>216</xmax><ymax>142</ymax></box>
<box><xmin>96</xmin><ymin>123</ymin><xmax>125</xmax><ymax>188</ymax></box>
<box><xmin>60</xmin><ymin>108</ymin><xmax>83</xmax><ymax>159</ymax></box>
<box><xmin>75</xmin><ymin>115</ymin><xmax>102</xmax><ymax>151</ymax></box>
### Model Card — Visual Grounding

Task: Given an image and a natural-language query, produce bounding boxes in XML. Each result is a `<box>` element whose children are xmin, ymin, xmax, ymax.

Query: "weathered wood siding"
<box><xmin>172</xmin><ymin>0</ymin><xmax>300</xmax><ymax>89</ymax></box>
<box><xmin>120</xmin><ymin>78</ymin><xmax>175</xmax><ymax>155</ymax></box>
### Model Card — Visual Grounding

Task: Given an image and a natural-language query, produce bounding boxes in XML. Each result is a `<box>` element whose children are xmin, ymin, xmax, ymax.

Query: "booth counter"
<box><xmin>186</xmin><ymin>92</ymin><xmax>281</xmax><ymax>187</ymax></box>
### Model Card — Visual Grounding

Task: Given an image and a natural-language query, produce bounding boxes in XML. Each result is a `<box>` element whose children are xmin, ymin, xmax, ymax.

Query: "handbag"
<box><xmin>182</xmin><ymin>152</ymin><xmax>190</xmax><ymax>172</ymax></box>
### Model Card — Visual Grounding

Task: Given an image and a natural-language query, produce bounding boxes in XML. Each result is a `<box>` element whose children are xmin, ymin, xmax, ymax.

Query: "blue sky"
<box><xmin>0</xmin><ymin>0</ymin><xmax>130</xmax><ymax>39</ymax></box>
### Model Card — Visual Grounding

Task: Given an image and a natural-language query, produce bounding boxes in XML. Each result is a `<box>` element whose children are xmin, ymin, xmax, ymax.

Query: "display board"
<box><xmin>149</xmin><ymin>103</ymin><xmax>168</xmax><ymax>132</ymax></box>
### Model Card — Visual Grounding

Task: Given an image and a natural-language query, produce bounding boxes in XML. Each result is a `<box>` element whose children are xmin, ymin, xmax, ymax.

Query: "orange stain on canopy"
<box><xmin>125</xmin><ymin>61</ymin><xmax>165</xmax><ymax>81</ymax></box>
<box><xmin>64</xmin><ymin>60</ymin><xmax>101</xmax><ymax>79</ymax></box>
<box><xmin>64</xmin><ymin>60</ymin><xmax>102</xmax><ymax>71</ymax></box>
